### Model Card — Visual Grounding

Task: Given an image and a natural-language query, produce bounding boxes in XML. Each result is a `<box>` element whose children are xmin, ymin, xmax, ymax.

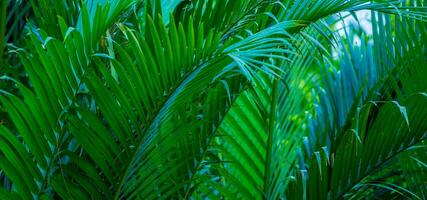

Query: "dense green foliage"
<box><xmin>1</xmin><ymin>0</ymin><xmax>427</xmax><ymax>199</ymax></box>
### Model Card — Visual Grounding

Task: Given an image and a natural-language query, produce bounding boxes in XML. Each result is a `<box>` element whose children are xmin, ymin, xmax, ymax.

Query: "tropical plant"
<box><xmin>0</xmin><ymin>0</ymin><xmax>427</xmax><ymax>199</ymax></box>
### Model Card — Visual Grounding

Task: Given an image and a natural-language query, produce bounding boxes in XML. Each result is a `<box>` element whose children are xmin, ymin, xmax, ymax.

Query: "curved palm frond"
<box><xmin>287</xmin><ymin>1</ymin><xmax>427</xmax><ymax>198</ymax></box>
<box><xmin>0</xmin><ymin>0</ymin><xmax>426</xmax><ymax>199</ymax></box>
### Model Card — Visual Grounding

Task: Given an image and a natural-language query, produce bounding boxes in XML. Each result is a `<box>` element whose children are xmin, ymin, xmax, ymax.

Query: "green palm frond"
<box><xmin>1</xmin><ymin>0</ymin><xmax>427</xmax><ymax>199</ymax></box>
<box><xmin>288</xmin><ymin>1</ymin><xmax>427</xmax><ymax>199</ymax></box>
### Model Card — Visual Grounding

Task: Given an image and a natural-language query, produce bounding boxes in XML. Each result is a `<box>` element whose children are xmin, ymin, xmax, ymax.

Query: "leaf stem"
<box><xmin>263</xmin><ymin>77</ymin><xmax>279</xmax><ymax>199</ymax></box>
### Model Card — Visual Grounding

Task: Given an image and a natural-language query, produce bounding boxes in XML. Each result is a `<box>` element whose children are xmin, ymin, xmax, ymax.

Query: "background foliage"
<box><xmin>0</xmin><ymin>0</ymin><xmax>427</xmax><ymax>199</ymax></box>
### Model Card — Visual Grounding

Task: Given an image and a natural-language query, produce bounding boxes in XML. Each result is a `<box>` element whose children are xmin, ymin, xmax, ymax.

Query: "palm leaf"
<box><xmin>1</xmin><ymin>0</ymin><xmax>427</xmax><ymax>199</ymax></box>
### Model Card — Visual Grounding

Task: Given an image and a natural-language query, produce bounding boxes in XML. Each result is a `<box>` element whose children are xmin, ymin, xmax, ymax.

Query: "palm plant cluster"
<box><xmin>1</xmin><ymin>0</ymin><xmax>427</xmax><ymax>199</ymax></box>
